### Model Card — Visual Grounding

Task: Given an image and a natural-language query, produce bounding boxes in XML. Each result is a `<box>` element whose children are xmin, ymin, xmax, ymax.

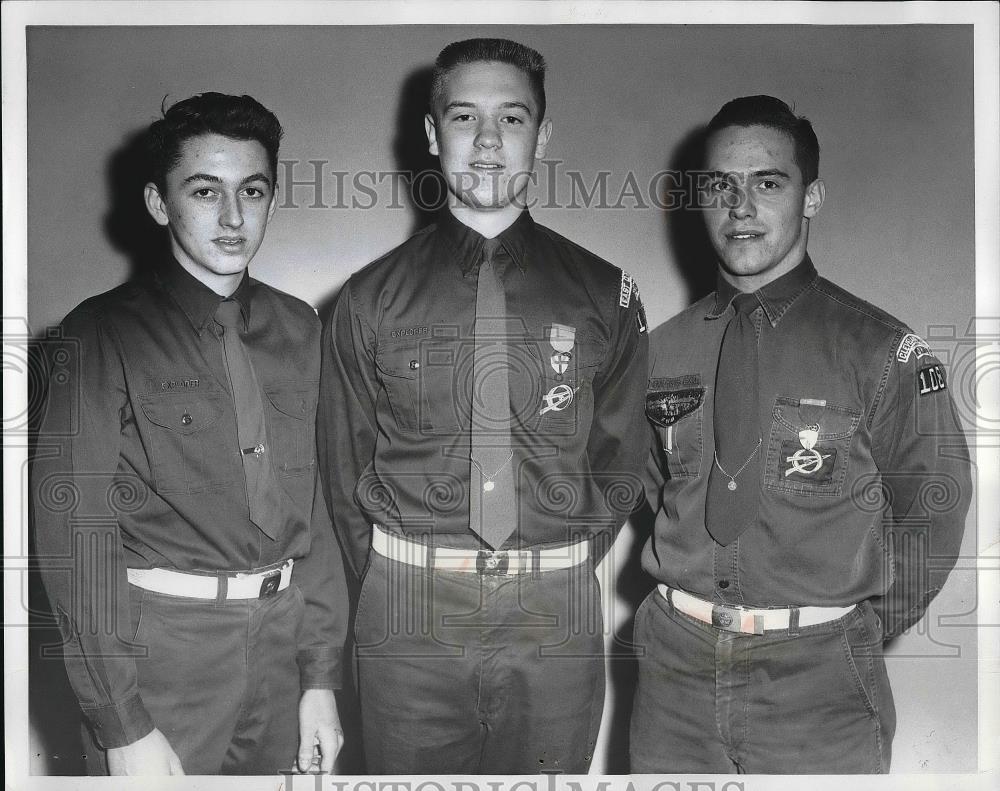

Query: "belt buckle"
<box><xmin>258</xmin><ymin>570</ymin><xmax>282</xmax><ymax>598</ymax></box>
<box><xmin>476</xmin><ymin>550</ymin><xmax>510</xmax><ymax>576</ymax></box>
<box><xmin>711</xmin><ymin>604</ymin><xmax>755</xmax><ymax>634</ymax></box>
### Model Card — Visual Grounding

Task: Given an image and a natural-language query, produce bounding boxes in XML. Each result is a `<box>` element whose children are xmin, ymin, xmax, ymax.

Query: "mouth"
<box><xmin>470</xmin><ymin>161</ymin><xmax>504</xmax><ymax>171</ymax></box>
<box><xmin>727</xmin><ymin>231</ymin><xmax>764</xmax><ymax>241</ymax></box>
<box><xmin>214</xmin><ymin>237</ymin><xmax>246</xmax><ymax>251</ymax></box>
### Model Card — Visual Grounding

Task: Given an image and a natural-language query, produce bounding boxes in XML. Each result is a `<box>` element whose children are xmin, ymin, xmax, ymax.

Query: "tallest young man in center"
<box><xmin>318</xmin><ymin>38</ymin><xmax>648</xmax><ymax>773</ymax></box>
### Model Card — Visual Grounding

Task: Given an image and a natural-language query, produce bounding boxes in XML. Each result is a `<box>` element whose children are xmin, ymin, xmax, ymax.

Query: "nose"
<box><xmin>220</xmin><ymin>194</ymin><xmax>244</xmax><ymax>229</ymax></box>
<box><xmin>728</xmin><ymin>184</ymin><xmax>756</xmax><ymax>220</ymax></box>
<box><xmin>474</xmin><ymin>117</ymin><xmax>502</xmax><ymax>150</ymax></box>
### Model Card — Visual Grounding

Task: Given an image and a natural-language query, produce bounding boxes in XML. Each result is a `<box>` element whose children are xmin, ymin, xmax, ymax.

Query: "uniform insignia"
<box><xmin>896</xmin><ymin>333</ymin><xmax>931</xmax><ymax>363</ymax></box>
<box><xmin>550</xmin><ymin>352</ymin><xmax>572</xmax><ymax>375</ymax></box>
<box><xmin>645</xmin><ymin>388</ymin><xmax>704</xmax><ymax>427</ymax></box>
<box><xmin>619</xmin><ymin>270</ymin><xmax>634</xmax><ymax>308</ymax></box>
<box><xmin>540</xmin><ymin>384</ymin><xmax>578</xmax><ymax>415</ymax></box>
<box><xmin>917</xmin><ymin>364</ymin><xmax>947</xmax><ymax>396</ymax></box>
<box><xmin>779</xmin><ymin>440</ymin><xmax>837</xmax><ymax>482</ymax></box>
<box><xmin>549</xmin><ymin>323</ymin><xmax>575</xmax><ymax>353</ymax></box>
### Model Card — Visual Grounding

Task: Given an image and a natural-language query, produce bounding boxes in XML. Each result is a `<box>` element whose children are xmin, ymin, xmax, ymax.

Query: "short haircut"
<box><xmin>706</xmin><ymin>95</ymin><xmax>819</xmax><ymax>184</ymax></box>
<box><xmin>430</xmin><ymin>38</ymin><xmax>547</xmax><ymax>120</ymax></box>
<box><xmin>146</xmin><ymin>92</ymin><xmax>283</xmax><ymax>192</ymax></box>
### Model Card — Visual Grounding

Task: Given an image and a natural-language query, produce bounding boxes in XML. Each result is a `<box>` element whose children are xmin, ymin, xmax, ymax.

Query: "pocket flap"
<box><xmin>375</xmin><ymin>343</ymin><xmax>420</xmax><ymax>380</ymax></box>
<box><xmin>772</xmin><ymin>397</ymin><xmax>861</xmax><ymax>440</ymax></box>
<box><xmin>140</xmin><ymin>393</ymin><xmax>227</xmax><ymax>435</ymax></box>
<box><xmin>265</xmin><ymin>386</ymin><xmax>316</xmax><ymax>420</ymax></box>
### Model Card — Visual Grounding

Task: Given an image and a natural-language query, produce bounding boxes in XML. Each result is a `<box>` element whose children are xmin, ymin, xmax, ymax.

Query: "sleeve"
<box><xmin>30</xmin><ymin>308</ymin><xmax>156</xmax><ymax>748</ymax></box>
<box><xmin>586</xmin><ymin>273</ymin><xmax>651</xmax><ymax>546</ymax></box>
<box><xmin>868</xmin><ymin>335</ymin><xmax>973</xmax><ymax>640</ymax></box>
<box><xmin>316</xmin><ymin>280</ymin><xmax>380</xmax><ymax>579</ymax></box>
<box><xmin>293</xmin><ymin>468</ymin><xmax>349</xmax><ymax>689</ymax></box>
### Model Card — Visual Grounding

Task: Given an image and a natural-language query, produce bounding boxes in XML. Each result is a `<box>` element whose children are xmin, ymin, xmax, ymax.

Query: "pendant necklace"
<box><xmin>713</xmin><ymin>438</ymin><xmax>762</xmax><ymax>491</ymax></box>
<box><xmin>471</xmin><ymin>450</ymin><xmax>514</xmax><ymax>492</ymax></box>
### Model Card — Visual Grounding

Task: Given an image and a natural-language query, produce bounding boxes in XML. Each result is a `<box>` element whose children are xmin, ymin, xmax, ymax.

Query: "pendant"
<box><xmin>727</xmin><ymin>480</ymin><xmax>737</xmax><ymax>491</ymax></box>
<box><xmin>483</xmin><ymin>481</ymin><xmax>495</xmax><ymax>492</ymax></box>
<box><xmin>799</xmin><ymin>427</ymin><xmax>819</xmax><ymax>450</ymax></box>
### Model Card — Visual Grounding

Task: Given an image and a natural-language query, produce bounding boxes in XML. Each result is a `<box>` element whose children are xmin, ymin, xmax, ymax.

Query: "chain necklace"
<box><xmin>713</xmin><ymin>438</ymin><xmax>762</xmax><ymax>491</ymax></box>
<box><xmin>470</xmin><ymin>450</ymin><xmax>514</xmax><ymax>492</ymax></box>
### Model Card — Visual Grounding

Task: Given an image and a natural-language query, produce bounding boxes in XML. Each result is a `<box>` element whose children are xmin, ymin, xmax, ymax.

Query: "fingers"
<box><xmin>296</xmin><ymin>737</ymin><xmax>317</xmax><ymax>774</ymax></box>
<box><xmin>317</xmin><ymin>726</ymin><xmax>344</xmax><ymax>773</ymax></box>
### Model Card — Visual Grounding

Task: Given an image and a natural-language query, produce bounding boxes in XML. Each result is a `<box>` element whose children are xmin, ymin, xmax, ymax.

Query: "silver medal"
<box><xmin>727</xmin><ymin>480</ymin><xmax>737</xmax><ymax>491</ymax></box>
<box><xmin>483</xmin><ymin>481</ymin><xmax>495</xmax><ymax>492</ymax></box>
<box><xmin>798</xmin><ymin>426</ymin><xmax>819</xmax><ymax>450</ymax></box>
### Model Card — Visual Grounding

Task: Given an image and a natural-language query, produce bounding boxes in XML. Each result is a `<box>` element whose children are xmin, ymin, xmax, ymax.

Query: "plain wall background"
<box><xmin>25</xmin><ymin>24</ymin><xmax>978</xmax><ymax>774</ymax></box>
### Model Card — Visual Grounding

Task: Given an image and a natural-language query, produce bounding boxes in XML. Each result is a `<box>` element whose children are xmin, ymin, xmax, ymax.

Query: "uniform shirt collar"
<box><xmin>438</xmin><ymin>208</ymin><xmax>533</xmax><ymax>277</ymax></box>
<box><xmin>158</xmin><ymin>253</ymin><xmax>254</xmax><ymax>333</ymax></box>
<box><xmin>706</xmin><ymin>255</ymin><xmax>818</xmax><ymax>327</ymax></box>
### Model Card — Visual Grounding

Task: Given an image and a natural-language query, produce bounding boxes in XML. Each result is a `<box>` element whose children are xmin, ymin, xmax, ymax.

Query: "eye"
<box><xmin>451</xmin><ymin>113</ymin><xmax>475</xmax><ymax>123</ymax></box>
<box><xmin>501</xmin><ymin>115</ymin><xmax>525</xmax><ymax>125</ymax></box>
<box><xmin>758</xmin><ymin>179</ymin><xmax>780</xmax><ymax>191</ymax></box>
<box><xmin>193</xmin><ymin>187</ymin><xmax>216</xmax><ymax>198</ymax></box>
<box><xmin>242</xmin><ymin>186</ymin><xmax>267</xmax><ymax>199</ymax></box>
<box><xmin>710</xmin><ymin>179</ymin><xmax>733</xmax><ymax>193</ymax></box>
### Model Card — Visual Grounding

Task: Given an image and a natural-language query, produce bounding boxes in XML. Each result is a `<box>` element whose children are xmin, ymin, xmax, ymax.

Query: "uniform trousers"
<box><xmin>355</xmin><ymin>552</ymin><xmax>606</xmax><ymax>774</ymax></box>
<box><xmin>629</xmin><ymin>588</ymin><xmax>895</xmax><ymax>774</ymax></box>
<box><xmin>83</xmin><ymin>582</ymin><xmax>304</xmax><ymax>775</ymax></box>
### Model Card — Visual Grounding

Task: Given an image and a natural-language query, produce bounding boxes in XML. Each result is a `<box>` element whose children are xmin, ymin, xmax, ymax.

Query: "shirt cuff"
<box><xmin>297</xmin><ymin>646</ymin><xmax>343</xmax><ymax>690</ymax></box>
<box><xmin>83</xmin><ymin>693</ymin><xmax>155</xmax><ymax>749</ymax></box>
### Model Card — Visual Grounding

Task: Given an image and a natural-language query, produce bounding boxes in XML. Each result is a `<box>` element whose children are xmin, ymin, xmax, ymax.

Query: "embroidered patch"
<box><xmin>645</xmin><ymin>388</ymin><xmax>704</xmax><ymax>427</ymax></box>
<box><xmin>390</xmin><ymin>325</ymin><xmax>429</xmax><ymax>339</ymax></box>
<box><xmin>619</xmin><ymin>270</ymin><xmax>634</xmax><ymax>308</ymax></box>
<box><xmin>917</xmin><ymin>364</ymin><xmax>947</xmax><ymax>396</ymax></box>
<box><xmin>540</xmin><ymin>384</ymin><xmax>577</xmax><ymax>415</ymax></box>
<box><xmin>896</xmin><ymin>333</ymin><xmax>931</xmax><ymax>363</ymax></box>
<box><xmin>779</xmin><ymin>440</ymin><xmax>837</xmax><ymax>483</ymax></box>
<box><xmin>158</xmin><ymin>377</ymin><xmax>201</xmax><ymax>391</ymax></box>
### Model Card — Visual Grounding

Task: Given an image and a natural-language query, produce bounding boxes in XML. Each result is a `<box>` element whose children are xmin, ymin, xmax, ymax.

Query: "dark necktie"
<box><xmin>705</xmin><ymin>292</ymin><xmax>761</xmax><ymax>546</ymax></box>
<box><xmin>215</xmin><ymin>299</ymin><xmax>283</xmax><ymax>539</ymax></box>
<box><xmin>469</xmin><ymin>238</ymin><xmax>517</xmax><ymax>549</ymax></box>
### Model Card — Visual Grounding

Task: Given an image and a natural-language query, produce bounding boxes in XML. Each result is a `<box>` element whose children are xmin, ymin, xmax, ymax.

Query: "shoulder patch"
<box><xmin>619</xmin><ymin>270</ymin><xmax>634</xmax><ymax>308</ymax></box>
<box><xmin>917</xmin><ymin>363</ymin><xmax>947</xmax><ymax>396</ymax></box>
<box><xmin>896</xmin><ymin>332</ymin><xmax>932</xmax><ymax>363</ymax></box>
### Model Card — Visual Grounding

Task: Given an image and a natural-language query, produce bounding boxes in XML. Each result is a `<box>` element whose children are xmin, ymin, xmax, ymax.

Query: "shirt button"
<box><xmin>409</xmin><ymin>360</ymin><xmax>420</xmax><ymax>370</ymax></box>
<box><xmin>181</xmin><ymin>413</ymin><xmax>193</xmax><ymax>426</ymax></box>
<box><xmin>717</xmin><ymin>580</ymin><xmax>730</xmax><ymax>589</ymax></box>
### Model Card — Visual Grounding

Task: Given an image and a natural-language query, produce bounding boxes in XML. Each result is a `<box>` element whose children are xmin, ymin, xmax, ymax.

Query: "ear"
<box><xmin>425</xmin><ymin>113</ymin><xmax>439</xmax><ymax>156</ymax></box>
<box><xmin>534</xmin><ymin>118</ymin><xmax>553</xmax><ymax>160</ymax></box>
<box><xmin>266</xmin><ymin>186</ymin><xmax>278</xmax><ymax>222</ymax></box>
<box><xmin>803</xmin><ymin>177</ymin><xmax>825</xmax><ymax>219</ymax></box>
<box><xmin>144</xmin><ymin>183</ymin><xmax>170</xmax><ymax>227</ymax></box>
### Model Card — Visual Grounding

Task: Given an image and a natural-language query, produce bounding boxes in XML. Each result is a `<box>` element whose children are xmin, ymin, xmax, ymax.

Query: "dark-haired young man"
<box><xmin>630</xmin><ymin>95</ymin><xmax>972</xmax><ymax>773</ymax></box>
<box><xmin>318</xmin><ymin>38</ymin><xmax>648</xmax><ymax>773</ymax></box>
<box><xmin>32</xmin><ymin>93</ymin><xmax>346</xmax><ymax>775</ymax></box>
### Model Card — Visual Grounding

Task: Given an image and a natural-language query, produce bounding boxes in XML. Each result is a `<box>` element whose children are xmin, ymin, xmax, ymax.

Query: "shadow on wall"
<box><xmin>664</xmin><ymin>124</ymin><xmax>717</xmax><ymax>306</ymax></box>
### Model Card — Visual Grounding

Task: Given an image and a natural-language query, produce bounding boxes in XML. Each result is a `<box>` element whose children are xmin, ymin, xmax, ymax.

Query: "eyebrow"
<box><xmin>443</xmin><ymin>100</ymin><xmax>534</xmax><ymax>117</ymax></box>
<box><xmin>182</xmin><ymin>172</ymin><xmax>272</xmax><ymax>187</ymax></box>
<box><xmin>750</xmin><ymin>169</ymin><xmax>790</xmax><ymax>179</ymax></box>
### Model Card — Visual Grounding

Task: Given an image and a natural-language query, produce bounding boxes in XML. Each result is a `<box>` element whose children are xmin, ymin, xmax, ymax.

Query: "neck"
<box><xmin>448</xmin><ymin>202</ymin><xmax>523</xmax><ymax>239</ymax></box>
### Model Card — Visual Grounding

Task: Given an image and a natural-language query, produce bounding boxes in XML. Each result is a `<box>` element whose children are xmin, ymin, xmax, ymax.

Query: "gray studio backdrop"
<box><xmin>26</xmin><ymin>25</ymin><xmax>977</xmax><ymax>774</ymax></box>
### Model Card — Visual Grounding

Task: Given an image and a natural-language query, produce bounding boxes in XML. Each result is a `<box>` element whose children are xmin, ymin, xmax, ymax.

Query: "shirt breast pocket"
<box><xmin>139</xmin><ymin>392</ymin><xmax>240</xmax><ymax>494</ymax></box>
<box><xmin>264</xmin><ymin>382</ymin><xmax>318</xmax><ymax>477</ymax></box>
<box><xmin>764</xmin><ymin>396</ymin><xmax>862</xmax><ymax>496</ymax></box>
<box><xmin>376</xmin><ymin>340</ymin><xmax>463</xmax><ymax>434</ymax></box>
<box><xmin>532</xmin><ymin>337</ymin><xmax>604</xmax><ymax>435</ymax></box>
<box><xmin>645</xmin><ymin>387</ymin><xmax>705</xmax><ymax>479</ymax></box>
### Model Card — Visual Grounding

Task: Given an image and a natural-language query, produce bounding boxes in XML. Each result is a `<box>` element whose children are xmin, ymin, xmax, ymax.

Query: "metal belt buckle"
<box><xmin>258</xmin><ymin>570</ymin><xmax>282</xmax><ymax>597</ymax></box>
<box><xmin>476</xmin><ymin>550</ymin><xmax>510</xmax><ymax>576</ymax></box>
<box><xmin>711</xmin><ymin>604</ymin><xmax>753</xmax><ymax>634</ymax></box>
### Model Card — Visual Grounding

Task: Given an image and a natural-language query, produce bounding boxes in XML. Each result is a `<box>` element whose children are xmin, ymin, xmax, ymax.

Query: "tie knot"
<box><xmin>732</xmin><ymin>293</ymin><xmax>759</xmax><ymax>315</ymax></box>
<box><xmin>481</xmin><ymin>237</ymin><xmax>502</xmax><ymax>266</ymax></box>
<box><xmin>215</xmin><ymin>299</ymin><xmax>244</xmax><ymax>330</ymax></box>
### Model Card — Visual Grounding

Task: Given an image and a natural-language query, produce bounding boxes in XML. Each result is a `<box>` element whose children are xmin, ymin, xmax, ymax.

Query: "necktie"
<box><xmin>215</xmin><ymin>299</ymin><xmax>283</xmax><ymax>539</ymax></box>
<box><xmin>705</xmin><ymin>292</ymin><xmax>761</xmax><ymax>546</ymax></box>
<box><xmin>469</xmin><ymin>238</ymin><xmax>517</xmax><ymax>549</ymax></box>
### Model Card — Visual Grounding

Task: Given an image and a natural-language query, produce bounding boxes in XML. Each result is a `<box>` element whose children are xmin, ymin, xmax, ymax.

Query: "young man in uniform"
<box><xmin>630</xmin><ymin>95</ymin><xmax>972</xmax><ymax>773</ymax></box>
<box><xmin>32</xmin><ymin>93</ymin><xmax>346</xmax><ymax>775</ymax></box>
<box><xmin>318</xmin><ymin>38</ymin><xmax>648</xmax><ymax>773</ymax></box>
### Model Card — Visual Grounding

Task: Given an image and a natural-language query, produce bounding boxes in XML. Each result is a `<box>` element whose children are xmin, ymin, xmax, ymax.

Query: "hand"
<box><xmin>297</xmin><ymin>688</ymin><xmax>343</xmax><ymax>773</ymax></box>
<box><xmin>106</xmin><ymin>728</ymin><xmax>185</xmax><ymax>775</ymax></box>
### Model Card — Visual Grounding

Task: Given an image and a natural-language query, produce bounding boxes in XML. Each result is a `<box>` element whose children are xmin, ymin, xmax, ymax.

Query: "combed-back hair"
<box><xmin>430</xmin><ymin>38</ymin><xmax>547</xmax><ymax>120</ymax></box>
<box><xmin>147</xmin><ymin>92</ymin><xmax>283</xmax><ymax>191</ymax></box>
<box><xmin>707</xmin><ymin>95</ymin><xmax>819</xmax><ymax>184</ymax></box>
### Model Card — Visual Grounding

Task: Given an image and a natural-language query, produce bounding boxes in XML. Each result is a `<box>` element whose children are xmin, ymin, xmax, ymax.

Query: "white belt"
<box><xmin>660</xmin><ymin>584</ymin><xmax>856</xmax><ymax>635</ymax></box>
<box><xmin>127</xmin><ymin>559</ymin><xmax>294</xmax><ymax>600</ymax></box>
<box><xmin>372</xmin><ymin>525</ymin><xmax>589</xmax><ymax>575</ymax></box>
